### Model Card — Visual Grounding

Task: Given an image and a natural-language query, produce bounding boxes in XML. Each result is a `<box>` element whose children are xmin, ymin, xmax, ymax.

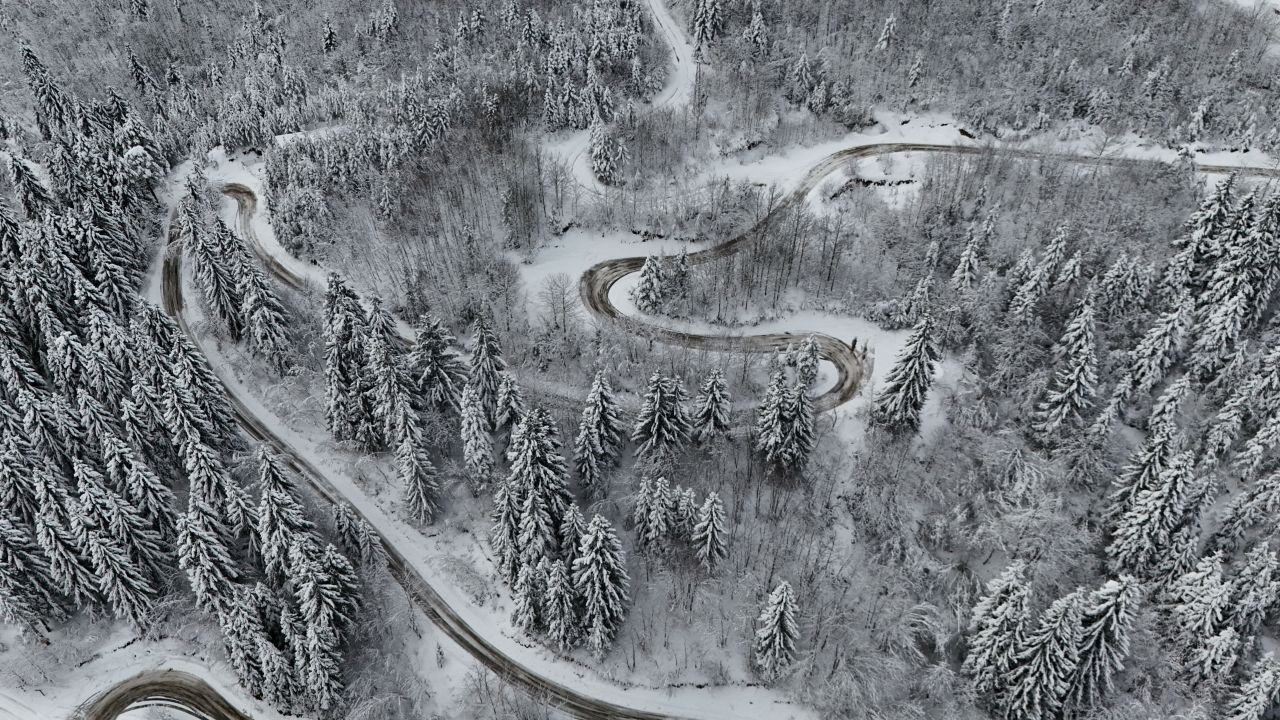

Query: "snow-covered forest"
<box><xmin>6</xmin><ymin>0</ymin><xmax>1280</xmax><ymax>719</ymax></box>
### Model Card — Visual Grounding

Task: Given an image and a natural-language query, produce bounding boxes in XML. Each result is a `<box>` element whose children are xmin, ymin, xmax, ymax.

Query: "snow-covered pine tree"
<box><xmin>796</xmin><ymin>335</ymin><xmax>820</xmax><ymax>388</ymax></box>
<box><xmin>632</xmin><ymin>372</ymin><xmax>691</xmax><ymax>458</ymax></box>
<box><xmin>1000</xmin><ymin>590</ymin><xmax>1085</xmax><ymax>720</ymax></box>
<box><xmin>1162</xmin><ymin>175</ymin><xmax>1235</xmax><ymax>299</ymax></box>
<box><xmin>963</xmin><ymin>562</ymin><xmax>1031</xmax><ymax>697</ymax></box>
<box><xmin>494</xmin><ymin>372</ymin><xmax>526</xmax><ymax>431</ymax></box>
<box><xmin>323</xmin><ymin>274</ymin><xmax>365</xmax><ymax>442</ymax></box>
<box><xmin>240</xmin><ymin>262</ymin><xmax>290</xmax><ymax>372</ymax></box>
<box><xmin>542</xmin><ymin>558</ymin><xmax>578</xmax><ymax>650</ymax></box>
<box><xmin>692</xmin><ymin>0</ymin><xmax>722</xmax><ymax>48</ymax></box>
<box><xmin>589</xmin><ymin>118</ymin><xmax>619</xmax><ymax>186</ymax></box>
<box><xmin>511</xmin><ymin>560</ymin><xmax>544</xmax><ymax>634</ymax></box>
<box><xmin>691</xmin><ymin>369</ymin><xmax>731</xmax><ymax>444</ymax></box>
<box><xmin>219</xmin><ymin>587</ymin><xmax>267</xmax><ymax>698</ymax></box>
<box><xmin>398</xmin><ymin>426</ymin><xmax>441</xmax><ymax>524</ymax></box>
<box><xmin>573</xmin><ymin>514</ymin><xmax>630</xmax><ymax>659</ymax></box>
<box><xmin>0</xmin><ymin>516</ymin><xmax>65</xmax><ymax>629</ymax></box>
<box><xmin>1214</xmin><ymin>470</ymin><xmax>1280</xmax><ymax>551</ymax></box>
<box><xmin>460</xmin><ymin>383</ymin><xmax>494</xmax><ymax>491</ymax></box>
<box><xmin>1189</xmin><ymin>627</ymin><xmax>1242</xmax><ymax>689</ymax></box>
<box><xmin>1065</xmin><ymin>576</ymin><xmax>1141</xmax><ymax>712</ymax></box>
<box><xmin>9</xmin><ymin>155</ymin><xmax>52</xmax><ymax>218</ymax></box>
<box><xmin>181</xmin><ymin>200</ymin><xmax>244</xmax><ymax>341</ymax></box>
<box><xmin>33</xmin><ymin>470</ymin><xmax>97</xmax><ymax>606</ymax></box>
<box><xmin>573</xmin><ymin>370</ymin><xmax>624</xmax><ymax>495</ymax></box>
<box><xmin>468</xmin><ymin>311</ymin><xmax>506</xmax><ymax>412</ymax></box>
<box><xmin>1032</xmin><ymin>293</ymin><xmax>1098</xmax><ymax>441</ymax></box>
<box><xmin>1107</xmin><ymin>447</ymin><xmax>1196</xmax><ymax>577</ymax></box>
<box><xmin>85</xmin><ymin>527</ymin><xmax>156</xmax><ymax>627</ymax></box>
<box><xmin>1221</xmin><ymin>653</ymin><xmax>1280</xmax><ymax>720</ymax></box>
<box><xmin>692</xmin><ymin>491</ymin><xmax>728</xmax><ymax>572</ymax></box>
<box><xmin>177</xmin><ymin>499</ymin><xmax>239</xmax><ymax>616</ymax></box>
<box><xmin>754</xmin><ymin>580</ymin><xmax>800</xmax><ymax>682</ymax></box>
<box><xmin>559</xmin><ymin>503</ymin><xmax>588</xmax><ymax>572</ymax></box>
<box><xmin>951</xmin><ymin>228</ymin><xmax>982</xmax><ymax>294</ymax></box>
<box><xmin>632</xmin><ymin>476</ymin><xmax>673</xmax><ymax>554</ymax></box>
<box><xmin>490</xmin><ymin>479</ymin><xmax>522</xmax><ymax>585</ymax></box>
<box><xmin>506</xmin><ymin>408</ymin><xmax>572</xmax><ymax>566</ymax></box>
<box><xmin>409</xmin><ymin>315</ymin><xmax>468</xmax><ymax>412</ymax></box>
<box><xmin>368</xmin><ymin>331</ymin><xmax>415</xmax><ymax>450</ymax></box>
<box><xmin>630</xmin><ymin>256</ymin><xmax>665</xmax><ymax>315</ymax></box>
<box><xmin>256</xmin><ymin>447</ymin><xmax>316</xmax><ymax>582</ymax></box>
<box><xmin>1165</xmin><ymin>553</ymin><xmax>1231</xmax><ymax>654</ymax></box>
<box><xmin>1228</xmin><ymin>544</ymin><xmax>1280</xmax><ymax>636</ymax></box>
<box><xmin>872</xmin><ymin>314</ymin><xmax>938</xmax><ymax>433</ymax></box>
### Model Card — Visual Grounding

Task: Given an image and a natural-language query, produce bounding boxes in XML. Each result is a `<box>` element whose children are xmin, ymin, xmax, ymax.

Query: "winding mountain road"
<box><xmin>71</xmin><ymin>0</ymin><xmax>1280</xmax><ymax>716</ymax></box>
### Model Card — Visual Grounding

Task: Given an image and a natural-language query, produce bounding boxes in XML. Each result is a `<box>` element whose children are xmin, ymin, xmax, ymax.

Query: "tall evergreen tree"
<box><xmin>257</xmin><ymin>447</ymin><xmax>316</xmax><ymax>582</ymax></box>
<box><xmin>399</xmin><ymin>427</ymin><xmax>441</xmax><ymax>524</ymax></box>
<box><xmin>460</xmin><ymin>382</ymin><xmax>494</xmax><ymax>490</ymax></box>
<box><xmin>692</xmin><ymin>369</ymin><xmax>731</xmax><ymax>443</ymax></box>
<box><xmin>542</xmin><ymin>558</ymin><xmax>577</xmax><ymax>650</ymax></box>
<box><xmin>1107</xmin><ymin>450</ymin><xmax>1195</xmax><ymax>577</ymax></box>
<box><xmin>963</xmin><ymin>562</ymin><xmax>1032</xmax><ymax>697</ymax></box>
<box><xmin>573</xmin><ymin>514</ymin><xmax>630</xmax><ymax>659</ymax></box>
<box><xmin>573</xmin><ymin>371</ymin><xmax>624</xmax><ymax>494</ymax></box>
<box><xmin>1065</xmin><ymin>576</ymin><xmax>1141</xmax><ymax>712</ymax></box>
<box><xmin>1033</xmin><ymin>294</ymin><xmax>1098</xmax><ymax>440</ymax></box>
<box><xmin>630</xmin><ymin>256</ymin><xmax>665</xmax><ymax>314</ymax></box>
<box><xmin>240</xmin><ymin>263</ymin><xmax>290</xmax><ymax>372</ymax></box>
<box><xmin>1001</xmin><ymin>590</ymin><xmax>1085</xmax><ymax>720</ymax></box>
<box><xmin>872</xmin><ymin>315</ymin><xmax>938</xmax><ymax>433</ymax></box>
<box><xmin>1222</xmin><ymin>653</ymin><xmax>1280</xmax><ymax>720</ymax></box>
<box><xmin>177</xmin><ymin>499</ymin><xmax>239</xmax><ymax>615</ymax></box>
<box><xmin>494</xmin><ymin>371</ymin><xmax>526</xmax><ymax>431</ymax></box>
<box><xmin>631</xmin><ymin>372</ymin><xmax>691</xmax><ymax>458</ymax></box>
<box><xmin>692</xmin><ymin>491</ymin><xmax>728</xmax><ymax>572</ymax></box>
<box><xmin>409</xmin><ymin>315</ymin><xmax>468</xmax><ymax>412</ymax></box>
<box><xmin>468</xmin><ymin>311</ymin><xmax>505</xmax><ymax>412</ymax></box>
<box><xmin>754</xmin><ymin>580</ymin><xmax>800</xmax><ymax>681</ymax></box>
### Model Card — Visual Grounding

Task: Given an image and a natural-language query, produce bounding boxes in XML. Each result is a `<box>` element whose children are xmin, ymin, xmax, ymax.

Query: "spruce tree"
<box><xmin>494</xmin><ymin>371</ymin><xmax>526</xmax><ymax>431</ymax></box>
<box><xmin>1165</xmin><ymin>554</ymin><xmax>1231</xmax><ymax>653</ymax></box>
<box><xmin>1001</xmin><ymin>590</ymin><xmax>1085</xmax><ymax>720</ymax></box>
<box><xmin>323</xmin><ymin>274</ymin><xmax>365</xmax><ymax>442</ymax></box>
<box><xmin>511</xmin><ymin>560</ymin><xmax>544</xmax><ymax>634</ymax></box>
<box><xmin>963</xmin><ymin>562</ymin><xmax>1031</xmax><ymax>697</ymax></box>
<box><xmin>469</xmin><ymin>311</ymin><xmax>505</xmax><ymax>412</ymax></box>
<box><xmin>33</xmin><ymin>470</ymin><xmax>97</xmax><ymax>606</ymax></box>
<box><xmin>490</xmin><ymin>479</ymin><xmax>522</xmax><ymax>585</ymax></box>
<box><xmin>631</xmin><ymin>372</ymin><xmax>691</xmax><ymax>458</ymax></box>
<box><xmin>754</xmin><ymin>580</ymin><xmax>800</xmax><ymax>682</ymax></box>
<box><xmin>692</xmin><ymin>369</ymin><xmax>731</xmax><ymax>443</ymax></box>
<box><xmin>1065</xmin><ymin>576</ymin><xmax>1141</xmax><ymax>712</ymax></box>
<box><xmin>177</xmin><ymin>499</ymin><xmax>239</xmax><ymax>615</ymax></box>
<box><xmin>1033</xmin><ymin>294</ymin><xmax>1098</xmax><ymax>440</ymax></box>
<box><xmin>257</xmin><ymin>447</ymin><xmax>316</xmax><ymax>582</ymax></box>
<box><xmin>1228</xmin><ymin>544</ymin><xmax>1280</xmax><ymax>636</ymax></box>
<box><xmin>1107</xmin><ymin>450</ymin><xmax>1194</xmax><ymax>577</ymax></box>
<box><xmin>460</xmin><ymin>383</ymin><xmax>494</xmax><ymax>490</ymax></box>
<box><xmin>573</xmin><ymin>371</ymin><xmax>625</xmax><ymax>494</ymax></box>
<box><xmin>1215</xmin><ymin>470</ymin><xmax>1280</xmax><ymax>551</ymax></box>
<box><xmin>630</xmin><ymin>256</ymin><xmax>665</xmax><ymax>315</ymax></box>
<box><xmin>240</xmin><ymin>263</ymin><xmax>290</xmax><ymax>372</ymax></box>
<box><xmin>692</xmin><ymin>0</ymin><xmax>722</xmax><ymax>47</ymax></box>
<box><xmin>86</xmin><ymin>528</ymin><xmax>156</xmax><ymax>627</ymax></box>
<box><xmin>543</xmin><ymin>558</ymin><xmax>578</xmax><ymax>650</ymax></box>
<box><xmin>409</xmin><ymin>315</ymin><xmax>468</xmax><ymax>412</ymax></box>
<box><xmin>1222</xmin><ymin>653</ymin><xmax>1280</xmax><ymax>720</ymax></box>
<box><xmin>573</xmin><ymin>514</ymin><xmax>630</xmax><ymax>659</ymax></box>
<box><xmin>872</xmin><ymin>315</ymin><xmax>938</xmax><ymax>433</ymax></box>
<box><xmin>1189</xmin><ymin>626</ymin><xmax>1241</xmax><ymax>689</ymax></box>
<box><xmin>0</xmin><ymin>516</ymin><xmax>65</xmax><ymax>628</ymax></box>
<box><xmin>692</xmin><ymin>492</ymin><xmax>728</xmax><ymax>572</ymax></box>
<box><xmin>633</xmin><ymin>476</ymin><xmax>673</xmax><ymax>554</ymax></box>
<box><xmin>399</xmin><ymin>428</ymin><xmax>441</xmax><ymax>524</ymax></box>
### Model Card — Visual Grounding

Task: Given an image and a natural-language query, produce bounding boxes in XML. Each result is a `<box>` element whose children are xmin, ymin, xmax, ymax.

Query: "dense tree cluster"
<box><xmin>0</xmin><ymin>52</ymin><xmax>365</xmax><ymax>715</ymax></box>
